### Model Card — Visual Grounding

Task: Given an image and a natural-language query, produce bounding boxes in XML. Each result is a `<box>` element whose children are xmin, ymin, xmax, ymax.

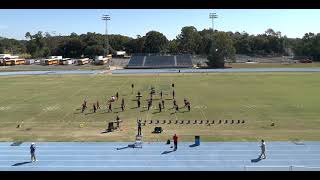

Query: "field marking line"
<box><xmin>199</xmin><ymin>108</ymin><xmax>207</xmax><ymax>120</ymax></box>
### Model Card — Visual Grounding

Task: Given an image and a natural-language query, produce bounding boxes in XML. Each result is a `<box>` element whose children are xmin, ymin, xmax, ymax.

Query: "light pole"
<box><xmin>209</xmin><ymin>12</ymin><xmax>218</xmax><ymax>32</ymax></box>
<box><xmin>102</xmin><ymin>14</ymin><xmax>111</xmax><ymax>57</ymax></box>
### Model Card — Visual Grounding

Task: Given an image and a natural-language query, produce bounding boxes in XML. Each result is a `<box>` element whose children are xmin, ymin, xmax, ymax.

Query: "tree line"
<box><xmin>0</xmin><ymin>26</ymin><xmax>319</xmax><ymax>62</ymax></box>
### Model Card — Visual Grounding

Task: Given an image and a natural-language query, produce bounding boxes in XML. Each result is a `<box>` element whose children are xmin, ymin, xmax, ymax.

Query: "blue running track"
<box><xmin>0</xmin><ymin>142</ymin><xmax>320</xmax><ymax>171</ymax></box>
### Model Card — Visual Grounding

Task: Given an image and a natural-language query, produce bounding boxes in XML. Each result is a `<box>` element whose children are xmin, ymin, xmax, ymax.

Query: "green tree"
<box><xmin>84</xmin><ymin>45</ymin><xmax>104</xmax><ymax>58</ymax></box>
<box><xmin>176</xmin><ymin>26</ymin><xmax>201</xmax><ymax>54</ymax></box>
<box><xmin>60</xmin><ymin>38</ymin><xmax>85</xmax><ymax>58</ymax></box>
<box><xmin>168</xmin><ymin>40</ymin><xmax>179</xmax><ymax>54</ymax></box>
<box><xmin>206</xmin><ymin>32</ymin><xmax>236</xmax><ymax>68</ymax></box>
<box><xmin>143</xmin><ymin>31</ymin><xmax>168</xmax><ymax>53</ymax></box>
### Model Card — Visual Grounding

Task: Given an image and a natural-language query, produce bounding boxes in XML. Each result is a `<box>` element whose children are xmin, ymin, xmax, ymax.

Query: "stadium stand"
<box><xmin>176</xmin><ymin>54</ymin><xmax>192</xmax><ymax>67</ymax></box>
<box><xmin>126</xmin><ymin>54</ymin><xmax>192</xmax><ymax>69</ymax></box>
<box><xmin>144</xmin><ymin>55</ymin><xmax>175</xmax><ymax>67</ymax></box>
<box><xmin>127</xmin><ymin>55</ymin><xmax>145</xmax><ymax>67</ymax></box>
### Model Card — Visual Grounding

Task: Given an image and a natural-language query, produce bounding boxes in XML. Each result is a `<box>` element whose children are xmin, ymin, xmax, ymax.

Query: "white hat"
<box><xmin>31</xmin><ymin>143</ymin><xmax>35</xmax><ymax>145</ymax></box>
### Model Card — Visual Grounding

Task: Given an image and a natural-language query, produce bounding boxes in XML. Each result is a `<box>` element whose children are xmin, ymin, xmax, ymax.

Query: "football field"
<box><xmin>1</xmin><ymin>72</ymin><xmax>320</xmax><ymax>142</ymax></box>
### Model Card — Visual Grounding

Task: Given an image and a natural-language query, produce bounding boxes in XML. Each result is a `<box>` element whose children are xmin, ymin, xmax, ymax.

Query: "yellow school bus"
<box><xmin>41</xmin><ymin>59</ymin><xmax>59</xmax><ymax>65</ymax></box>
<box><xmin>11</xmin><ymin>59</ymin><xmax>26</xmax><ymax>65</ymax></box>
<box><xmin>77</xmin><ymin>58</ymin><xmax>90</xmax><ymax>65</ymax></box>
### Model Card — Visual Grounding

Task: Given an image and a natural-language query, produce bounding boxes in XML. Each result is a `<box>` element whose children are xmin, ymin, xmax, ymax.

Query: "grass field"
<box><xmin>1</xmin><ymin>72</ymin><xmax>320</xmax><ymax>142</ymax></box>
<box><xmin>229</xmin><ymin>63</ymin><xmax>320</xmax><ymax>68</ymax></box>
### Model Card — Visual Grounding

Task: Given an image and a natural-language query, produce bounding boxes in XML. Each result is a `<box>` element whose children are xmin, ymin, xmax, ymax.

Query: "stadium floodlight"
<box><xmin>102</xmin><ymin>14</ymin><xmax>111</xmax><ymax>57</ymax></box>
<box><xmin>209</xmin><ymin>12</ymin><xmax>218</xmax><ymax>31</ymax></box>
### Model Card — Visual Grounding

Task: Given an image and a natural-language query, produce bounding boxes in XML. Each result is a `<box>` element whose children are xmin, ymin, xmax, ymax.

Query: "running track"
<box><xmin>0</xmin><ymin>142</ymin><xmax>320</xmax><ymax>171</ymax></box>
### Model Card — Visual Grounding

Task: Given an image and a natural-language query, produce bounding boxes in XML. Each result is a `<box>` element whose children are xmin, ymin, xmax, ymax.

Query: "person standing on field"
<box><xmin>137</xmin><ymin>99</ymin><xmax>141</xmax><ymax>108</ymax></box>
<box><xmin>96</xmin><ymin>101</ymin><xmax>100</xmax><ymax>109</ymax></box>
<box><xmin>81</xmin><ymin>103</ymin><xmax>86</xmax><ymax>113</ymax></box>
<box><xmin>108</xmin><ymin>103</ymin><xmax>112</xmax><ymax>112</ymax></box>
<box><xmin>93</xmin><ymin>103</ymin><xmax>96</xmax><ymax>113</ymax></box>
<box><xmin>121</xmin><ymin>98</ymin><xmax>125</xmax><ymax>112</ymax></box>
<box><xmin>173</xmin><ymin>99</ymin><xmax>177</xmax><ymax>108</ymax></box>
<box><xmin>137</xmin><ymin>119</ymin><xmax>142</xmax><ymax>136</ymax></box>
<box><xmin>159</xmin><ymin>102</ymin><xmax>162</xmax><ymax>112</ymax></box>
<box><xmin>131</xmin><ymin>84</ymin><xmax>134</xmax><ymax>94</ymax></box>
<box><xmin>162</xmin><ymin>99</ymin><xmax>165</xmax><ymax>109</ymax></box>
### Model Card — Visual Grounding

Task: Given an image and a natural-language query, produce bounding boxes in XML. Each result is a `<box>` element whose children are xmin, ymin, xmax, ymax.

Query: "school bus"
<box><xmin>0</xmin><ymin>59</ymin><xmax>13</xmax><ymax>66</ymax></box>
<box><xmin>41</xmin><ymin>59</ymin><xmax>59</xmax><ymax>65</ymax></box>
<box><xmin>95</xmin><ymin>59</ymin><xmax>109</xmax><ymax>65</ymax></box>
<box><xmin>10</xmin><ymin>59</ymin><xmax>26</xmax><ymax>65</ymax></box>
<box><xmin>59</xmin><ymin>58</ymin><xmax>72</xmax><ymax>65</ymax></box>
<box><xmin>77</xmin><ymin>58</ymin><xmax>90</xmax><ymax>65</ymax></box>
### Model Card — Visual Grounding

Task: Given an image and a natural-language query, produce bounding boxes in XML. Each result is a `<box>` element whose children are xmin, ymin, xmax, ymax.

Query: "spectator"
<box><xmin>173</xmin><ymin>134</ymin><xmax>178</xmax><ymax>151</ymax></box>
<box><xmin>259</xmin><ymin>140</ymin><xmax>266</xmax><ymax>159</ymax></box>
<box><xmin>30</xmin><ymin>143</ymin><xmax>37</xmax><ymax>162</ymax></box>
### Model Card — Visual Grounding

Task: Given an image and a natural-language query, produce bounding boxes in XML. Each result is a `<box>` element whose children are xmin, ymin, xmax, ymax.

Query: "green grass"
<box><xmin>1</xmin><ymin>72</ymin><xmax>320</xmax><ymax>142</ymax></box>
<box><xmin>229</xmin><ymin>63</ymin><xmax>320</xmax><ymax>68</ymax></box>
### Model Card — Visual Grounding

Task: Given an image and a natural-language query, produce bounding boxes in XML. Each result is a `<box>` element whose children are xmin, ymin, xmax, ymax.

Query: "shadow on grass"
<box><xmin>130</xmin><ymin>107</ymin><xmax>139</xmax><ymax>109</ymax></box>
<box><xmin>152</xmin><ymin>111</ymin><xmax>161</xmax><ymax>114</ymax></box>
<box><xmin>12</xmin><ymin>161</ymin><xmax>31</xmax><ymax>166</ymax></box>
<box><xmin>140</xmin><ymin>109</ymin><xmax>148</xmax><ymax>112</ymax></box>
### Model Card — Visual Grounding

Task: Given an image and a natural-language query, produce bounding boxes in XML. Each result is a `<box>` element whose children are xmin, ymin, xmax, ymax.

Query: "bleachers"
<box><xmin>126</xmin><ymin>54</ymin><xmax>192</xmax><ymax>69</ymax></box>
<box><xmin>176</xmin><ymin>55</ymin><xmax>192</xmax><ymax>67</ymax></box>
<box><xmin>144</xmin><ymin>56</ymin><xmax>175</xmax><ymax>67</ymax></box>
<box><xmin>127</xmin><ymin>56</ymin><xmax>144</xmax><ymax>67</ymax></box>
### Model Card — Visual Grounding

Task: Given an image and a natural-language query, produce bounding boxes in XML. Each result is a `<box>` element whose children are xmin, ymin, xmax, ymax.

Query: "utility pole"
<box><xmin>209</xmin><ymin>12</ymin><xmax>218</xmax><ymax>32</ymax></box>
<box><xmin>102</xmin><ymin>14</ymin><xmax>111</xmax><ymax>57</ymax></box>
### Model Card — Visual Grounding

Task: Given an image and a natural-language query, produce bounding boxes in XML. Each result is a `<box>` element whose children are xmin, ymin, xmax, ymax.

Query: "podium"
<box><xmin>134</xmin><ymin>135</ymin><xmax>143</xmax><ymax>148</ymax></box>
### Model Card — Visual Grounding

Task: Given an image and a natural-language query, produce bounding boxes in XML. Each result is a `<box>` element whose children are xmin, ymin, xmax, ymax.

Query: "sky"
<box><xmin>0</xmin><ymin>9</ymin><xmax>319</xmax><ymax>40</ymax></box>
